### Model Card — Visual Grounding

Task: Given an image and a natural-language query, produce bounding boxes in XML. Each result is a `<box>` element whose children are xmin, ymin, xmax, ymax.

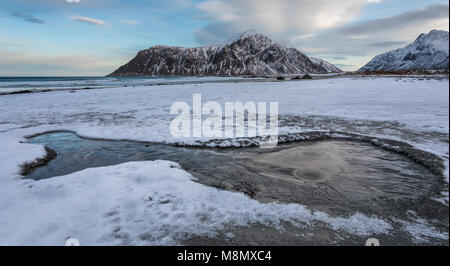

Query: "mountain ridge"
<box><xmin>109</xmin><ymin>31</ymin><xmax>342</xmax><ymax>77</ymax></box>
<box><xmin>360</xmin><ymin>30</ymin><xmax>449</xmax><ymax>72</ymax></box>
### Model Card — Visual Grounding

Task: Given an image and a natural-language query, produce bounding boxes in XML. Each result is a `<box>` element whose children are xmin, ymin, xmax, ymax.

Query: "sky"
<box><xmin>0</xmin><ymin>0</ymin><xmax>448</xmax><ymax>76</ymax></box>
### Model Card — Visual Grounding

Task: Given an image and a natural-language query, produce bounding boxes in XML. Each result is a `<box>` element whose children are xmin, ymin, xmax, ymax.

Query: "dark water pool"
<box><xmin>28</xmin><ymin>132</ymin><xmax>447</xmax><ymax>217</ymax></box>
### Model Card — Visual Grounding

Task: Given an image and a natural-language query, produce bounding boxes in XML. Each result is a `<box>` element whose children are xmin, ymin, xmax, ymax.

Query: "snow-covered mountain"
<box><xmin>109</xmin><ymin>30</ymin><xmax>342</xmax><ymax>77</ymax></box>
<box><xmin>360</xmin><ymin>30</ymin><xmax>449</xmax><ymax>72</ymax></box>
<box><xmin>309</xmin><ymin>57</ymin><xmax>343</xmax><ymax>73</ymax></box>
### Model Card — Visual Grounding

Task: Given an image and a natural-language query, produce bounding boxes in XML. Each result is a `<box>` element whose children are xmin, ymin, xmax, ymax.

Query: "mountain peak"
<box><xmin>238</xmin><ymin>29</ymin><xmax>262</xmax><ymax>39</ymax></box>
<box><xmin>109</xmin><ymin>31</ymin><xmax>341</xmax><ymax>77</ymax></box>
<box><xmin>152</xmin><ymin>44</ymin><xmax>180</xmax><ymax>49</ymax></box>
<box><xmin>360</xmin><ymin>30</ymin><xmax>449</xmax><ymax>72</ymax></box>
<box><xmin>416</xmin><ymin>29</ymin><xmax>449</xmax><ymax>42</ymax></box>
<box><xmin>227</xmin><ymin>30</ymin><xmax>272</xmax><ymax>44</ymax></box>
<box><xmin>428</xmin><ymin>29</ymin><xmax>448</xmax><ymax>35</ymax></box>
<box><xmin>427</xmin><ymin>30</ymin><xmax>449</xmax><ymax>42</ymax></box>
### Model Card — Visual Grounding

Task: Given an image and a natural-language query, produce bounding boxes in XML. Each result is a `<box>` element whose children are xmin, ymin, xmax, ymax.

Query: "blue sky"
<box><xmin>0</xmin><ymin>0</ymin><xmax>448</xmax><ymax>76</ymax></box>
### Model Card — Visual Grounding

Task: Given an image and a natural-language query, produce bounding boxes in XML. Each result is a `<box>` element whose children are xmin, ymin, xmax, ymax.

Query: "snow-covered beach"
<box><xmin>0</xmin><ymin>76</ymin><xmax>448</xmax><ymax>245</ymax></box>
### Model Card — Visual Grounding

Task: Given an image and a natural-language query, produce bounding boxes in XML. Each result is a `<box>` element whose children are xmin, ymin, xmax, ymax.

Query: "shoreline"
<box><xmin>1</xmin><ymin>73</ymin><xmax>448</xmax><ymax>96</ymax></box>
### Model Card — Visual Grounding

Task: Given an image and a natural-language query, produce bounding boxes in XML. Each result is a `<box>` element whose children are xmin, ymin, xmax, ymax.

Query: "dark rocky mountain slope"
<box><xmin>109</xmin><ymin>30</ymin><xmax>342</xmax><ymax>77</ymax></box>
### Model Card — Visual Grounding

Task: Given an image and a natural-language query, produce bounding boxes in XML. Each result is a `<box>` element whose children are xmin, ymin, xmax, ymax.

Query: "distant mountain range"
<box><xmin>109</xmin><ymin>30</ymin><xmax>342</xmax><ymax>77</ymax></box>
<box><xmin>360</xmin><ymin>30</ymin><xmax>449</xmax><ymax>72</ymax></box>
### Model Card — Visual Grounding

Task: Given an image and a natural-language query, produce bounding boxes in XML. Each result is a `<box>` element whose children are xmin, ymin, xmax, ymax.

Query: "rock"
<box><xmin>21</xmin><ymin>147</ymin><xmax>57</xmax><ymax>176</ymax></box>
<box><xmin>109</xmin><ymin>30</ymin><xmax>341</xmax><ymax>77</ymax></box>
<box><xmin>309</xmin><ymin>57</ymin><xmax>343</xmax><ymax>73</ymax></box>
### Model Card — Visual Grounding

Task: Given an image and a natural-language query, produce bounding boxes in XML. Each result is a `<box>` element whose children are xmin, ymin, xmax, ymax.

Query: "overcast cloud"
<box><xmin>192</xmin><ymin>1</ymin><xmax>449</xmax><ymax>70</ymax></box>
<box><xmin>194</xmin><ymin>0</ymin><xmax>371</xmax><ymax>45</ymax></box>
<box><xmin>340</xmin><ymin>3</ymin><xmax>449</xmax><ymax>35</ymax></box>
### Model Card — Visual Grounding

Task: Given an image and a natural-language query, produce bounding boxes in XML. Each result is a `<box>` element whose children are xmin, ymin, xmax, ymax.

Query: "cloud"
<box><xmin>194</xmin><ymin>0</ymin><xmax>371</xmax><ymax>45</ymax></box>
<box><xmin>340</xmin><ymin>3</ymin><xmax>449</xmax><ymax>35</ymax></box>
<box><xmin>0</xmin><ymin>48</ymin><xmax>118</xmax><ymax>76</ymax></box>
<box><xmin>120</xmin><ymin>19</ymin><xmax>140</xmax><ymax>25</ymax></box>
<box><xmin>0</xmin><ymin>42</ymin><xmax>26</xmax><ymax>49</ymax></box>
<box><xmin>335</xmin><ymin>63</ymin><xmax>358</xmax><ymax>69</ymax></box>
<box><xmin>192</xmin><ymin>0</ymin><xmax>448</xmax><ymax>71</ymax></box>
<box><xmin>368</xmin><ymin>41</ymin><xmax>408</xmax><ymax>48</ymax></box>
<box><xmin>288</xmin><ymin>3</ymin><xmax>449</xmax><ymax>71</ymax></box>
<box><xmin>73</xmin><ymin>16</ymin><xmax>106</xmax><ymax>26</ymax></box>
<box><xmin>11</xmin><ymin>13</ymin><xmax>45</xmax><ymax>24</ymax></box>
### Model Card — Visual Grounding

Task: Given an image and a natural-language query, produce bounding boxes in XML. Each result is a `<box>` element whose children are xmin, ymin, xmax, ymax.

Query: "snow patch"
<box><xmin>0</xmin><ymin>160</ymin><xmax>392</xmax><ymax>246</ymax></box>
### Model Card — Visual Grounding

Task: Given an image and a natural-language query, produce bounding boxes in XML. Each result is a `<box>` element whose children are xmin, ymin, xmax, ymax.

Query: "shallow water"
<box><xmin>28</xmin><ymin>132</ymin><xmax>441</xmax><ymax>212</ymax></box>
<box><xmin>27</xmin><ymin>132</ymin><xmax>449</xmax><ymax>245</ymax></box>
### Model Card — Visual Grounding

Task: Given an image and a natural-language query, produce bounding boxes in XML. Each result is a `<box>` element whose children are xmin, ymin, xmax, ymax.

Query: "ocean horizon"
<box><xmin>0</xmin><ymin>76</ymin><xmax>251</xmax><ymax>93</ymax></box>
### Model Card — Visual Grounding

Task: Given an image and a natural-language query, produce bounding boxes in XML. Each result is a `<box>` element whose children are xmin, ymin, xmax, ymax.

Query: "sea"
<box><xmin>0</xmin><ymin>76</ymin><xmax>253</xmax><ymax>94</ymax></box>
